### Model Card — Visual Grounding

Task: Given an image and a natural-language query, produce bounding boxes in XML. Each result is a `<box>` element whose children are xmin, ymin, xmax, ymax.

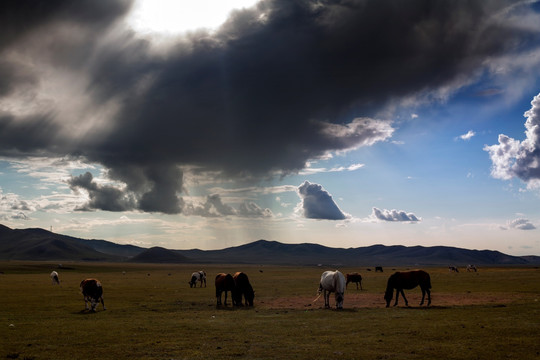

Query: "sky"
<box><xmin>1</xmin><ymin>0</ymin><xmax>540</xmax><ymax>255</ymax></box>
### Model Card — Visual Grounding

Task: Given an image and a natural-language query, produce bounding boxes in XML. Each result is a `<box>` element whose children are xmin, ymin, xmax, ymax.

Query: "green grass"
<box><xmin>1</xmin><ymin>263</ymin><xmax>539</xmax><ymax>359</ymax></box>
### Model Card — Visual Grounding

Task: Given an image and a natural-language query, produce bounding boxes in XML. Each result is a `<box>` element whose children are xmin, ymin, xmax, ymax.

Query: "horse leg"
<box><xmin>399</xmin><ymin>289</ymin><xmax>409</xmax><ymax>306</ymax></box>
<box><xmin>426</xmin><ymin>288</ymin><xmax>431</xmax><ymax>306</ymax></box>
<box><xmin>216</xmin><ymin>289</ymin><xmax>221</xmax><ymax>306</ymax></box>
<box><xmin>324</xmin><ymin>290</ymin><xmax>330</xmax><ymax>308</ymax></box>
<box><xmin>420</xmin><ymin>288</ymin><xmax>425</xmax><ymax>306</ymax></box>
<box><xmin>393</xmin><ymin>289</ymin><xmax>399</xmax><ymax>306</ymax></box>
<box><xmin>224</xmin><ymin>290</ymin><xmax>228</xmax><ymax>306</ymax></box>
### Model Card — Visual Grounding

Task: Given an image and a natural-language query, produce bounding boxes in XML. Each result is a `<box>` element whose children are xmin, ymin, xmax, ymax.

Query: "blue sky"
<box><xmin>1</xmin><ymin>0</ymin><xmax>540</xmax><ymax>255</ymax></box>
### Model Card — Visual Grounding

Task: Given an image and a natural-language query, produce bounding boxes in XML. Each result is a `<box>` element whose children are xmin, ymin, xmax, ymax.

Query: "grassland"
<box><xmin>1</xmin><ymin>262</ymin><xmax>539</xmax><ymax>359</ymax></box>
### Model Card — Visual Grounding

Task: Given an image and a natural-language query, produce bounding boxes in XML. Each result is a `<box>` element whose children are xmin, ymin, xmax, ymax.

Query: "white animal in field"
<box><xmin>50</xmin><ymin>271</ymin><xmax>60</xmax><ymax>285</ymax></box>
<box><xmin>317</xmin><ymin>270</ymin><xmax>346</xmax><ymax>309</ymax></box>
<box><xmin>189</xmin><ymin>271</ymin><xmax>207</xmax><ymax>288</ymax></box>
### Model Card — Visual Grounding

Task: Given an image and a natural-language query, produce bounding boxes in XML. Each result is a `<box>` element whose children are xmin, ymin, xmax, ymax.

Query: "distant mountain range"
<box><xmin>1</xmin><ymin>224</ymin><xmax>539</xmax><ymax>266</ymax></box>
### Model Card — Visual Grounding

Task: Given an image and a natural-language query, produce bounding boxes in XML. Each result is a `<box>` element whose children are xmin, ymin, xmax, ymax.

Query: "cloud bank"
<box><xmin>296</xmin><ymin>181</ymin><xmax>349</xmax><ymax>220</ymax></box>
<box><xmin>371</xmin><ymin>207</ymin><xmax>420</xmax><ymax>222</ymax></box>
<box><xmin>508</xmin><ymin>218</ymin><xmax>536</xmax><ymax>230</ymax></box>
<box><xmin>1</xmin><ymin>0</ymin><xmax>540</xmax><ymax>213</ymax></box>
<box><xmin>485</xmin><ymin>92</ymin><xmax>540</xmax><ymax>188</ymax></box>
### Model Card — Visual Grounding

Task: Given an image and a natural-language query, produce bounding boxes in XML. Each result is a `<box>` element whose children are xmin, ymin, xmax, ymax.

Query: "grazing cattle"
<box><xmin>233</xmin><ymin>272</ymin><xmax>255</xmax><ymax>306</ymax></box>
<box><xmin>345</xmin><ymin>273</ymin><xmax>363</xmax><ymax>290</ymax></box>
<box><xmin>318</xmin><ymin>270</ymin><xmax>346</xmax><ymax>309</ymax></box>
<box><xmin>50</xmin><ymin>271</ymin><xmax>60</xmax><ymax>285</ymax></box>
<box><xmin>467</xmin><ymin>264</ymin><xmax>477</xmax><ymax>272</ymax></box>
<box><xmin>215</xmin><ymin>273</ymin><xmax>236</xmax><ymax>306</ymax></box>
<box><xmin>449</xmin><ymin>266</ymin><xmax>459</xmax><ymax>273</ymax></box>
<box><xmin>375</xmin><ymin>266</ymin><xmax>383</xmax><ymax>272</ymax></box>
<box><xmin>80</xmin><ymin>279</ymin><xmax>106</xmax><ymax>312</ymax></box>
<box><xmin>384</xmin><ymin>270</ymin><xmax>431</xmax><ymax>307</ymax></box>
<box><xmin>189</xmin><ymin>271</ymin><xmax>207</xmax><ymax>288</ymax></box>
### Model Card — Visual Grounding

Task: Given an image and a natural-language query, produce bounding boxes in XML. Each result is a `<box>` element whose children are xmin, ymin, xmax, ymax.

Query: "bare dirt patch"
<box><xmin>257</xmin><ymin>291</ymin><xmax>532</xmax><ymax>310</ymax></box>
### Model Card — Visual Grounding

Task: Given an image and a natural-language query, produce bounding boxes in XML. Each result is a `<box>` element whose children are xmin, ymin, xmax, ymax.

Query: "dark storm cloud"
<box><xmin>1</xmin><ymin>0</ymin><xmax>539</xmax><ymax>213</ymax></box>
<box><xmin>297</xmin><ymin>181</ymin><xmax>349</xmax><ymax>220</ymax></box>
<box><xmin>68</xmin><ymin>172</ymin><xmax>137</xmax><ymax>212</ymax></box>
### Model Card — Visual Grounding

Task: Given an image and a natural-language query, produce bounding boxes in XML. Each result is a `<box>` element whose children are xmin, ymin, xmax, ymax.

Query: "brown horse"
<box><xmin>384</xmin><ymin>270</ymin><xmax>431</xmax><ymax>307</ymax></box>
<box><xmin>215</xmin><ymin>273</ymin><xmax>235</xmax><ymax>306</ymax></box>
<box><xmin>345</xmin><ymin>273</ymin><xmax>363</xmax><ymax>290</ymax></box>
<box><xmin>233</xmin><ymin>272</ymin><xmax>254</xmax><ymax>306</ymax></box>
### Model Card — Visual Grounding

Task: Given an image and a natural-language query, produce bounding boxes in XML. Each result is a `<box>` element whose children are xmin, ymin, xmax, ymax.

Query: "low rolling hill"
<box><xmin>1</xmin><ymin>224</ymin><xmax>539</xmax><ymax>266</ymax></box>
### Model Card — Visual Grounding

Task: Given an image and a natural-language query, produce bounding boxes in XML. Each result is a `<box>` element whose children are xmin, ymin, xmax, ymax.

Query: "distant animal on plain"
<box><xmin>80</xmin><ymin>278</ymin><xmax>106</xmax><ymax>312</ymax></box>
<box><xmin>50</xmin><ymin>271</ymin><xmax>60</xmax><ymax>285</ymax></box>
<box><xmin>467</xmin><ymin>264</ymin><xmax>477</xmax><ymax>272</ymax></box>
<box><xmin>318</xmin><ymin>270</ymin><xmax>346</xmax><ymax>309</ymax></box>
<box><xmin>189</xmin><ymin>271</ymin><xmax>207</xmax><ymax>288</ymax></box>
<box><xmin>233</xmin><ymin>272</ymin><xmax>254</xmax><ymax>306</ymax></box>
<box><xmin>345</xmin><ymin>273</ymin><xmax>363</xmax><ymax>290</ymax></box>
<box><xmin>375</xmin><ymin>266</ymin><xmax>383</xmax><ymax>272</ymax></box>
<box><xmin>215</xmin><ymin>273</ymin><xmax>236</xmax><ymax>306</ymax></box>
<box><xmin>384</xmin><ymin>270</ymin><xmax>431</xmax><ymax>308</ymax></box>
<box><xmin>449</xmin><ymin>266</ymin><xmax>459</xmax><ymax>273</ymax></box>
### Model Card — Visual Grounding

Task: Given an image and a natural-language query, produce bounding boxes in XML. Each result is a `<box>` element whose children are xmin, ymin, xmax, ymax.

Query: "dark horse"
<box><xmin>384</xmin><ymin>270</ymin><xmax>431</xmax><ymax>307</ymax></box>
<box><xmin>233</xmin><ymin>272</ymin><xmax>254</xmax><ymax>306</ymax></box>
<box><xmin>215</xmin><ymin>273</ymin><xmax>236</xmax><ymax>306</ymax></box>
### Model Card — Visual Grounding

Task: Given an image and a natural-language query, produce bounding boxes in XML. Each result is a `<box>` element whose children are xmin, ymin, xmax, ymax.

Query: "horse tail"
<box><xmin>425</xmin><ymin>272</ymin><xmax>432</xmax><ymax>289</ymax></box>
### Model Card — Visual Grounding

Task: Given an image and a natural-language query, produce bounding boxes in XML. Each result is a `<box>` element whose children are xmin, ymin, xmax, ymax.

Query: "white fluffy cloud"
<box><xmin>371</xmin><ymin>207</ymin><xmax>420</xmax><ymax>222</ymax></box>
<box><xmin>485</xmin><ymin>92</ymin><xmax>540</xmax><ymax>188</ymax></box>
<box><xmin>296</xmin><ymin>181</ymin><xmax>350</xmax><ymax>220</ymax></box>
<box><xmin>459</xmin><ymin>130</ymin><xmax>475</xmax><ymax>141</ymax></box>
<box><xmin>508</xmin><ymin>218</ymin><xmax>536</xmax><ymax>230</ymax></box>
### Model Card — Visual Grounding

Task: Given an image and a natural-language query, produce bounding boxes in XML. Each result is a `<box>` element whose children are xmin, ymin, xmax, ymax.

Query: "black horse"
<box><xmin>384</xmin><ymin>270</ymin><xmax>431</xmax><ymax>307</ymax></box>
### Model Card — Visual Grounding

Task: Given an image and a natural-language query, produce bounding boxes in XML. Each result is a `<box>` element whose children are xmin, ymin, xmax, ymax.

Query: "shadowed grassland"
<box><xmin>1</xmin><ymin>263</ymin><xmax>539</xmax><ymax>359</ymax></box>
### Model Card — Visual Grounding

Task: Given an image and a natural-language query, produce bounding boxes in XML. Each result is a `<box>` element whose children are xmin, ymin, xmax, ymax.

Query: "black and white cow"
<box><xmin>80</xmin><ymin>278</ymin><xmax>106</xmax><ymax>311</ymax></box>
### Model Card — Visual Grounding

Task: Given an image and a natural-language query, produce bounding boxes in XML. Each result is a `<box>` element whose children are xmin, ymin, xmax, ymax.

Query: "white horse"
<box><xmin>317</xmin><ymin>270</ymin><xmax>346</xmax><ymax>309</ymax></box>
<box><xmin>189</xmin><ymin>271</ymin><xmax>207</xmax><ymax>288</ymax></box>
<box><xmin>50</xmin><ymin>271</ymin><xmax>60</xmax><ymax>285</ymax></box>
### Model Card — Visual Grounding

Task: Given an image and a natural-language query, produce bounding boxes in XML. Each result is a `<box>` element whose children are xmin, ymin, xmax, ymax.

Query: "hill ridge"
<box><xmin>1</xmin><ymin>224</ymin><xmax>539</xmax><ymax>266</ymax></box>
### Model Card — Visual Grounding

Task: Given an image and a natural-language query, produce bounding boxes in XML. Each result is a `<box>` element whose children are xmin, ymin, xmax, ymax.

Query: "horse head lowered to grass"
<box><xmin>384</xmin><ymin>270</ymin><xmax>431</xmax><ymax>308</ymax></box>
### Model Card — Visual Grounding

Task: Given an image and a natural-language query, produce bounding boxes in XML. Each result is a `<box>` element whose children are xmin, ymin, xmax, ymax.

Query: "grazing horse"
<box><xmin>215</xmin><ymin>273</ymin><xmax>235</xmax><ymax>306</ymax></box>
<box><xmin>80</xmin><ymin>278</ymin><xmax>106</xmax><ymax>312</ymax></box>
<box><xmin>345</xmin><ymin>273</ymin><xmax>363</xmax><ymax>290</ymax></box>
<box><xmin>449</xmin><ymin>266</ymin><xmax>459</xmax><ymax>273</ymax></box>
<box><xmin>375</xmin><ymin>266</ymin><xmax>383</xmax><ymax>272</ymax></box>
<box><xmin>467</xmin><ymin>264</ymin><xmax>477</xmax><ymax>272</ymax></box>
<box><xmin>318</xmin><ymin>270</ymin><xmax>346</xmax><ymax>309</ymax></box>
<box><xmin>233</xmin><ymin>272</ymin><xmax>255</xmax><ymax>306</ymax></box>
<box><xmin>384</xmin><ymin>270</ymin><xmax>431</xmax><ymax>307</ymax></box>
<box><xmin>189</xmin><ymin>271</ymin><xmax>207</xmax><ymax>288</ymax></box>
<box><xmin>50</xmin><ymin>271</ymin><xmax>60</xmax><ymax>285</ymax></box>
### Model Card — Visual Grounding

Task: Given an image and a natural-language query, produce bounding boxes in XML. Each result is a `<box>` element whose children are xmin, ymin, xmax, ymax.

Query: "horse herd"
<box><xmin>51</xmin><ymin>268</ymin><xmax>434</xmax><ymax>312</ymax></box>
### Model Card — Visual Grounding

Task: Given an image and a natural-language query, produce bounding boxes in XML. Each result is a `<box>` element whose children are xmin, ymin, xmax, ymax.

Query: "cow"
<box><xmin>467</xmin><ymin>264</ymin><xmax>477</xmax><ymax>272</ymax></box>
<box><xmin>80</xmin><ymin>278</ymin><xmax>106</xmax><ymax>312</ymax></box>
<box><xmin>318</xmin><ymin>270</ymin><xmax>346</xmax><ymax>309</ymax></box>
<box><xmin>345</xmin><ymin>272</ymin><xmax>363</xmax><ymax>290</ymax></box>
<box><xmin>449</xmin><ymin>266</ymin><xmax>459</xmax><ymax>273</ymax></box>
<box><xmin>50</xmin><ymin>271</ymin><xmax>60</xmax><ymax>285</ymax></box>
<box><xmin>189</xmin><ymin>271</ymin><xmax>207</xmax><ymax>288</ymax></box>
